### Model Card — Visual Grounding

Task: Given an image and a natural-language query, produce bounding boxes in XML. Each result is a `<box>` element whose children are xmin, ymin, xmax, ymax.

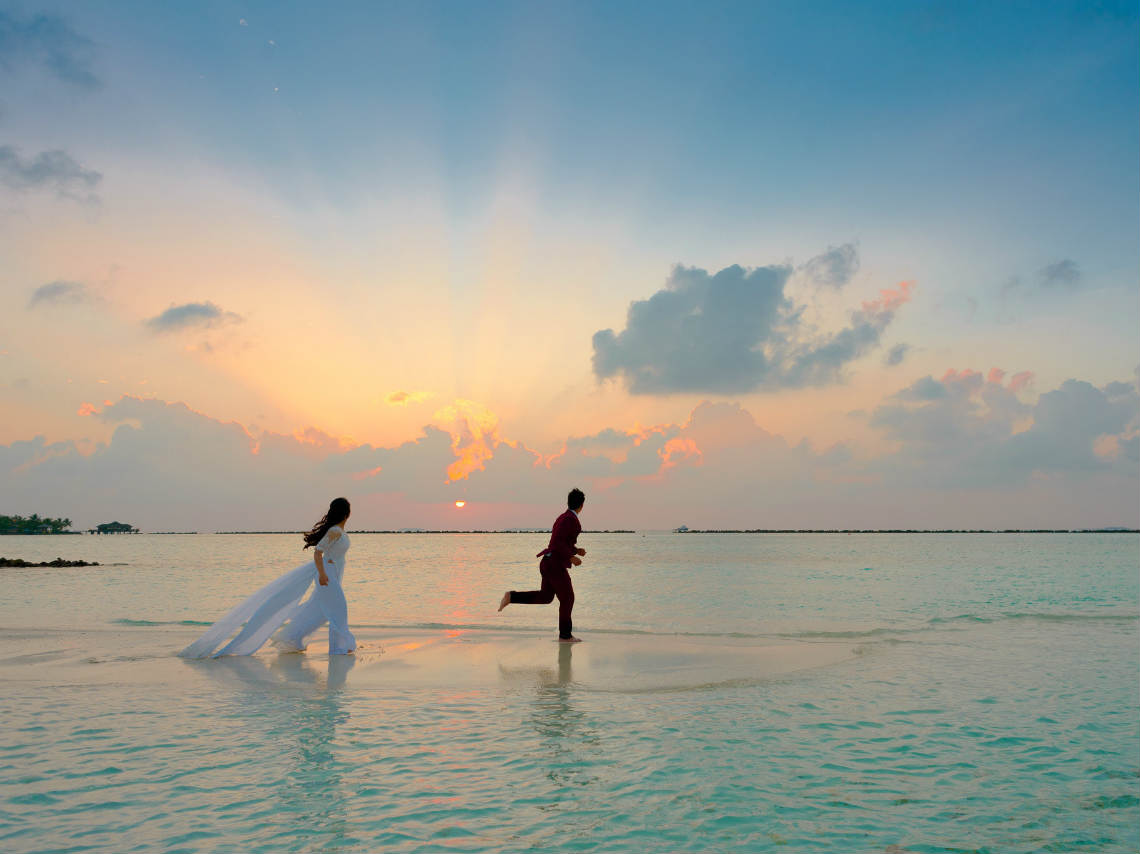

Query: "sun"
<box><xmin>454</xmin><ymin>500</ymin><xmax>466</xmax><ymax>508</ymax></box>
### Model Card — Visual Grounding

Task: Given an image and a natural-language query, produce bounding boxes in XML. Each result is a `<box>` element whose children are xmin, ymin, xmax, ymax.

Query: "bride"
<box><xmin>179</xmin><ymin>498</ymin><xmax>357</xmax><ymax>658</ymax></box>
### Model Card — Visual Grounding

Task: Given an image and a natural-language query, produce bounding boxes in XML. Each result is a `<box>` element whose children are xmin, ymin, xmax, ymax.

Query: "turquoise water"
<box><xmin>2</xmin><ymin>533</ymin><xmax>1138</xmax><ymax>852</ymax></box>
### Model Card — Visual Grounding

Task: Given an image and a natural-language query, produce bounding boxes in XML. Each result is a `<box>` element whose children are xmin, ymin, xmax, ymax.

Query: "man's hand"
<box><xmin>576</xmin><ymin>547</ymin><xmax>587</xmax><ymax>556</ymax></box>
<box><xmin>571</xmin><ymin>556</ymin><xmax>582</xmax><ymax>567</ymax></box>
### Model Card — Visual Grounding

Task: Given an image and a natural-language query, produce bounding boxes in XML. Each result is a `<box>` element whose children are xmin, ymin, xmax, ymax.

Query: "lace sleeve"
<box><xmin>315</xmin><ymin>526</ymin><xmax>342</xmax><ymax>553</ymax></box>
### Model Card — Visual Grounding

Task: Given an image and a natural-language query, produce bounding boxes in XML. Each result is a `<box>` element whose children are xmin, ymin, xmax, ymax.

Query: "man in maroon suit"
<box><xmin>498</xmin><ymin>488</ymin><xmax>587</xmax><ymax>642</ymax></box>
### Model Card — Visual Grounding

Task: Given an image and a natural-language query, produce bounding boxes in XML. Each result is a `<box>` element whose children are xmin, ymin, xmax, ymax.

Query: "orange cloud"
<box><xmin>986</xmin><ymin>368</ymin><xmax>1033</xmax><ymax>393</ymax></box>
<box><xmin>862</xmin><ymin>280</ymin><xmax>915</xmax><ymax>315</ymax></box>
<box><xmin>944</xmin><ymin>368</ymin><xmax>1035</xmax><ymax>396</ymax></box>
<box><xmin>433</xmin><ymin>399</ymin><xmax>503</xmax><ymax>481</ymax></box>
<box><xmin>941</xmin><ymin>368</ymin><xmax>984</xmax><ymax>391</ymax></box>
<box><xmin>77</xmin><ymin>402</ymin><xmax>99</xmax><ymax>416</ymax></box>
<box><xmin>659</xmin><ymin>437</ymin><xmax>702</xmax><ymax>472</ymax></box>
<box><xmin>386</xmin><ymin>390</ymin><xmax>434</xmax><ymax>406</ymax></box>
<box><xmin>293</xmin><ymin>426</ymin><xmax>353</xmax><ymax>452</ymax></box>
<box><xmin>1009</xmin><ymin>371</ymin><xmax>1034</xmax><ymax>393</ymax></box>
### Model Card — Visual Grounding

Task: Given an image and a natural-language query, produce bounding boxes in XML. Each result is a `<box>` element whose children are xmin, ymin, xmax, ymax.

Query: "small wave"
<box><xmin>775</xmin><ymin>627</ymin><xmax>920</xmax><ymax>640</ymax></box>
<box><xmin>928</xmin><ymin>614</ymin><xmax>993</xmax><ymax>625</ymax></box>
<box><xmin>110</xmin><ymin>609</ymin><xmax>1138</xmax><ymax>640</ymax></box>
<box><xmin>1001</xmin><ymin>611</ymin><xmax>1138</xmax><ymax>622</ymax></box>
<box><xmin>929</xmin><ymin>612</ymin><xmax>1138</xmax><ymax>626</ymax></box>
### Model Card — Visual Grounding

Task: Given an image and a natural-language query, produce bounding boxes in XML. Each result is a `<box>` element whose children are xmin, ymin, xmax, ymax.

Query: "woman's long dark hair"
<box><xmin>303</xmin><ymin>497</ymin><xmax>351</xmax><ymax>549</ymax></box>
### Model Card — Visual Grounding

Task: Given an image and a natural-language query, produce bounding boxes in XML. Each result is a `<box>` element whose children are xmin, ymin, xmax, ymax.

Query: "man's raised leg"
<box><xmin>500</xmin><ymin>570</ymin><xmax>555</xmax><ymax>611</ymax></box>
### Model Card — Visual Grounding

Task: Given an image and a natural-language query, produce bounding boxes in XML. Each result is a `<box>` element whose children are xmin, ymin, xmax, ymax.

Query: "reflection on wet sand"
<box><xmin>191</xmin><ymin>652</ymin><xmax>357</xmax><ymax>689</ymax></box>
<box><xmin>501</xmin><ymin>643</ymin><xmax>601</xmax><ymax>789</ymax></box>
<box><xmin>188</xmin><ymin>655</ymin><xmax>357</xmax><ymax>848</ymax></box>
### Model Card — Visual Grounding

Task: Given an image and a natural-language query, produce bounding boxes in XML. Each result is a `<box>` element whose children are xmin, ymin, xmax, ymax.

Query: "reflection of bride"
<box><xmin>192</xmin><ymin>648</ymin><xmax>357</xmax><ymax>690</ymax></box>
<box><xmin>179</xmin><ymin>498</ymin><xmax>357</xmax><ymax>658</ymax></box>
<box><xmin>187</xmin><ymin>653</ymin><xmax>357</xmax><ymax>846</ymax></box>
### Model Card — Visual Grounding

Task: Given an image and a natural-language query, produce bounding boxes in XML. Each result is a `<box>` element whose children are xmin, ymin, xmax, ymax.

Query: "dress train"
<box><xmin>178</xmin><ymin>561</ymin><xmax>355</xmax><ymax>658</ymax></box>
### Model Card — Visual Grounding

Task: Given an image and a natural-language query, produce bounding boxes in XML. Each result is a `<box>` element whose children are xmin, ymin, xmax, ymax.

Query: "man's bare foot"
<box><xmin>559</xmin><ymin>636</ymin><xmax>583</xmax><ymax>643</ymax></box>
<box><xmin>498</xmin><ymin>591</ymin><xmax>511</xmax><ymax>612</ymax></box>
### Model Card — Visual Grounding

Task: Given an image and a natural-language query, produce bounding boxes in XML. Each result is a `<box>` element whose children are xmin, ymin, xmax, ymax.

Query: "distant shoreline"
<box><xmin>671</xmin><ymin>528</ymin><xmax>1140</xmax><ymax>534</ymax></box>
<box><xmin>172</xmin><ymin>528</ymin><xmax>1140</xmax><ymax>535</ymax></box>
<box><xmin>223</xmin><ymin>528</ymin><xmax>1138</xmax><ymax>535</ymax></box>
<box><xmin>0</xmin><ymin>557</ymin><xmax>101</xmax><ymax>567</ymax></box>
<box><xmin>212</xmin><ymin>529</ymin><xmax>638</xmax><ymax>535</ymax></box>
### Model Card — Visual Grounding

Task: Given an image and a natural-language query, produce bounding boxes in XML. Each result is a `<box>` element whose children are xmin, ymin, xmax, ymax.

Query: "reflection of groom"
<box><xmin>499</xmin><ymin>488</ymin><xmax>587</xmax><ymax>642</ymax></box>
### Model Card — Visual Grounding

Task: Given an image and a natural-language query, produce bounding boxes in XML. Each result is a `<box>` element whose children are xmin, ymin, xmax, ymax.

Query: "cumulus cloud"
<box><xmin>546</xmin><ymin>423</ymin><xmax>684</xmax><ymax>479</ymax></box>
<box><xmin>144</xmin><ymin>301</ymin><xmax>243</xmax><ymax>333</ymax></box>
<box><xmin>592</xmin><ymin>262</ymin><xmax>912</xmax><ymax>395</ymax></box>
<box><xmin>0</xmin><ymin>395</ymin><xmax>829</xmax><ymax>530</ymax></box>
<box><xmin>593</xmin><ymin>264</ymin><xmax>790</xmax><ymax>394</ymax></box>
<box><xmin>884</xmin><ymin>343</ymin><xmax>910</xmax><ymax>366</ymax></box>
<box><xmin>28</xmin><ymin>280</ymin><xmax>88</xmax><ymax>307</ymax></box>
<box><xmin>0</xmin><ymin>10</ymin><xmax>99</xmax><ymax>88</ymax></box>
<box><xmin>894</xmin><ymin>374</ymin><xmax>947</xmax><ymax>401</ymax></box>
<box><xmin>1038</xmin><ymin>259</ymin><xmax>1081</xmax><ymax>289</ymax></box>
<box><xmin>801</xmin><ymin>243</ymin><xmax>859</xmax><ymax>288</ymax></box>
<box><xmin>431</xmin><ymin>399</ymin><xmax>503</xmax><ymax>481</ymax></box>
<box><xmin>563</xmin><ymin>427</ymin><xmax>647</xmax><ymax>454</ymax></box>
<box><xmin>998</xmin><ymin>259</ymin><xmax>1085</xmax><ymax>316</ymax></box>
<box><xmin>2</xmin><ymin>372</ymin><xmax>1138</xmax><ymax>531</ymax></box>
<box><xmin>871</xmin><ymin>368</ymin><xmax>1138</xmax><ymax>486</ymax></box>
<box><xmin>0</xmin><ymin>145</ymin><xmax>101</xmax><ymax>201</ymax></box>
<box><xmin>1006</xmin><ymin>379</ymin><xmax>1138</xmax><ymax>472</ymax></box>
<box><xmin>781</xmin><ymin>280</ymin><xmax>915</xmax><ymax>388</ymax></box>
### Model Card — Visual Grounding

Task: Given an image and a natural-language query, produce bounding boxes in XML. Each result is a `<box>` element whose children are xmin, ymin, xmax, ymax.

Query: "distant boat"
<box><xmin>673</xmin><ymin>525</ymin><xmax>690</xmax><ymax>533</ymax></box>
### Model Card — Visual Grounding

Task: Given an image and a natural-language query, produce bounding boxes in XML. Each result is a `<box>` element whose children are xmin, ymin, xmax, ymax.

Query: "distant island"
<box><xmin>1</xmin><ymin>516</ymin><xmax>147</xmax><ymax>535</ymax></box>
<box><xmin>0</xmin><ymin>514</ymin><xmax>77</xmax><ymax>535</ymax></box>
<box><xmin>0</xmin><ymin>557</ymin><xmax>100</xmax><ymax>567</ymax></box>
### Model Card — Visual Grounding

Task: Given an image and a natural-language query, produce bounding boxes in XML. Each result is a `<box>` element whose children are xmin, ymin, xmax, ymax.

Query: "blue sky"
<box><xmin>14</xmin><ymin>1</ymin><xmax>1137</xmax><ymax>242</ymax></box>
<box><xmin>1</xmin><ymin>0</ymin><xmax>1137</xmax><ymax>528</ymax></box>
<box><xmin>63</xmin><ymin>2</ymin><xmax>1136</xmax><ymax>348</ymax></box>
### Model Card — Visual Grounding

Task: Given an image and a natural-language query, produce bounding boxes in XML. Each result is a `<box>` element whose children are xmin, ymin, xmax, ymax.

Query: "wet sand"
<box><xmin>0</xmin><ymin>626</ymin><xmax>858</xmax><ymax>693</ymax></box>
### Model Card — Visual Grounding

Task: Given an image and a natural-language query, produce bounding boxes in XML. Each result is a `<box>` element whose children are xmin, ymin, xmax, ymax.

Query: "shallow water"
<box><xmin>2</xmin><ymin>533</ymin><xmax>1138</xmax><ymax>852</ymax></box>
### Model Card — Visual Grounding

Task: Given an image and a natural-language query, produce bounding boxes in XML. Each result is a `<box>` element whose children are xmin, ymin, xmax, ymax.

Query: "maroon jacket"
<box><xmin>536</xmin><ymin>509</ymin><xmax>581</xmax><ymax>569</ymax></box>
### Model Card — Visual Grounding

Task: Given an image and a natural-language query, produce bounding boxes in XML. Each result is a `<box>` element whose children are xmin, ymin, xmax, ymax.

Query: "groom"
<box><xmin>499</xmin><ymin>488</ymin><xmax>587</xmax><ymax>642</ymax></box>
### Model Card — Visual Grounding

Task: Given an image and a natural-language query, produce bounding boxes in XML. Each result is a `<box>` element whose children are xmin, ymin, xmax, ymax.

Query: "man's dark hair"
<box><xmin>567</xmin><ymin>488</ymin><xmax>585</xmax><ymax>511</ymax></box>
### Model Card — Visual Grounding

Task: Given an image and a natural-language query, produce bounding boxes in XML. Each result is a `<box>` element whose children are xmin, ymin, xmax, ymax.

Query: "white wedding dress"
<box><xmin>179</xmin><ymin>526</ymin><xmax>357</xmax><ymax>658</ymax></box>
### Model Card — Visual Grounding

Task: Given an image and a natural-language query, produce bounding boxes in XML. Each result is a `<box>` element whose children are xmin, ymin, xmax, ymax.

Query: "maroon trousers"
<box><xmin>509</xmin><ymin>556</ymin><xmax>575</xmax><ymax>638</ymax></box>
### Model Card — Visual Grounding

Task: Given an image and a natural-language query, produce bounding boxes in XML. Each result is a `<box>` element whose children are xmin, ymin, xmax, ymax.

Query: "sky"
<box><xmin>1</xmin><ymin>0</ymin><xmax>1138</xmax><ymax>531</ymax></box>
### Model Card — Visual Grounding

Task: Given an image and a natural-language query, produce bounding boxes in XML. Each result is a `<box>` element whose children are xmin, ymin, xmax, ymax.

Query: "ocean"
<box><xmin>2</xmin><ymin>532</ymin><xmax>1137</xmax><ymax>852</ymax></box>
